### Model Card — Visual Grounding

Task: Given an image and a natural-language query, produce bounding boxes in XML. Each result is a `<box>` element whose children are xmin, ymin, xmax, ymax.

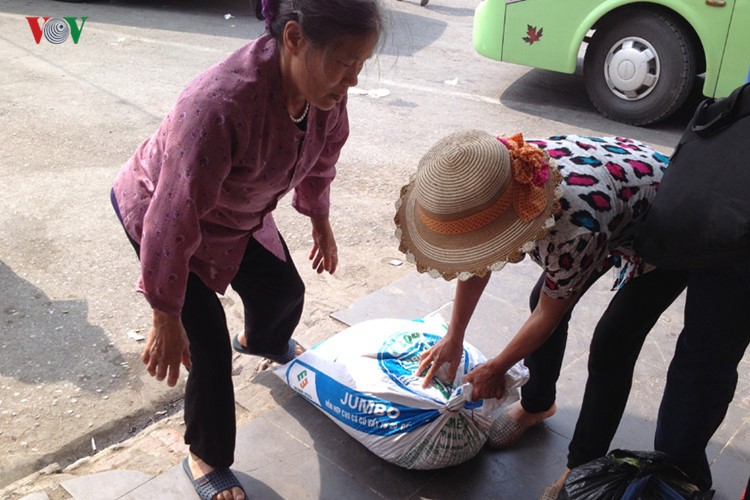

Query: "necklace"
<box><xmin>290</xmin><ymin>101</ymin><xmax>309</xmax><ymax>124</ymax></box>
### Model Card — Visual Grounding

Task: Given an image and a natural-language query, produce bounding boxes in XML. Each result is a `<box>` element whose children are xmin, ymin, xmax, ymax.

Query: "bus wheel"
<box><xmin>583</xmin><ymin>10</ymin><xmax>696</xmax><ymax>126</ymax></box>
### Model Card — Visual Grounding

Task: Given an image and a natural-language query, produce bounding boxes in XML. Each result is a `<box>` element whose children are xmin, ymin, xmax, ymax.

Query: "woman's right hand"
<box><xmin>416</xmin><ymin>274</ymin><xmax>491</xmax><ymax>388</ymax></box>
<box><xmin>141</xmin><ymin>310</ymin><xmax>192</xmax><ymax>387</ymax></box>
<box><xmin>417</xmin><ymin>336</ymin><xmax>464</xmax><ymax>387</ymax></box>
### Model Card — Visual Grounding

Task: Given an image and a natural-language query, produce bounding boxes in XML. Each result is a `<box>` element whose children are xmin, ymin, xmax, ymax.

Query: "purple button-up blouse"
<box><xmin>112</xmin><ymin>34</ymin><xmax>349</xmax><ymax>316</ymax></box>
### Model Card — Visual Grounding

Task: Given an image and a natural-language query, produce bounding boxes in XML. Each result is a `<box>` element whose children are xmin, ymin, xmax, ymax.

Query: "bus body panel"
<box><xmin>473</xmin><ymin>0</ymin><xmax>507</xmax><ymax>61</ymax></box>
<box><xmin>715</xmin><ymin>0</ymin><xmax>750</xmax><ymax>95</ymax></box>
<box><xmin>474</xmin><ymin>0</ymin><xmax>745</xmax><ymax>98</ymax></box>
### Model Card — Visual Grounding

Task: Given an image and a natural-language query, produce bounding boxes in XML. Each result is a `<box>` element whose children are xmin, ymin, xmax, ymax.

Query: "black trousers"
<box><xmin>521</xmin><ymin>268</ymin><xmax>608</xmax><ymax>413</ymax></box>
<box><xmin>654</xmin><ymin>264</ymin><xmax>750</xmax><ymax>491</ymax></box>
<box><xmin>522</xmin><ymin>266</ymin><xmax>688</xmax><ymax>468</ymax></box>
<box><xmin>112</xmin><ymin>190</ymin><xmax>305</xmax><ymax>467</ymax></box>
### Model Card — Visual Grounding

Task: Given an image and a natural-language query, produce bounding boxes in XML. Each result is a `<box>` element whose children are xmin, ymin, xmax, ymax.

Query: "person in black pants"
<box><xmin>529</xmin><ymin>266</ymin><xmax>687</xmax><ymax>470</ymax></box>
<box><xmin>110</xmin><ymin>0</ymin><xmax>383</xmax><ymax>497</ymax></box>
<box><xmin>113</xmin><ymin>192</ymin><xmax>305</xmax><ymax>468</ymax></box>
<box><xmin>394</xmin><ymin>130</ymin><xmax>685</xmax><ymax>500</ymax></box>
<box><xmin>654</xmin><ymin>264</ymin><xmax>750</xmax><ymax>493</ymax></box>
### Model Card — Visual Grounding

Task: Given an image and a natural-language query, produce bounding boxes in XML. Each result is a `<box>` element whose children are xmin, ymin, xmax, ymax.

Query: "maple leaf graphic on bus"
<box><xmin>523</xmin><ymin>25</ymin><xmax>543</xmax><ymax>45</ymax></box>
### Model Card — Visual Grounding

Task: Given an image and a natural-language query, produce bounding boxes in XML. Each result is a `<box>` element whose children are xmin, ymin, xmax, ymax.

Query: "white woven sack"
<box><xmin>275</xmin><ymin>317</ymin><xmax>528</xmax><ymax>469</ymax></box>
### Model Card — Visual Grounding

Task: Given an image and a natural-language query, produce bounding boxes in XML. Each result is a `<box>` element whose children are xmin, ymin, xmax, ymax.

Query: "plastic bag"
<box><xmin>560</xmin><ymin>449</ymin><xmax>714</xmax><ymax>500</ymax></box>
<box><xmin>275</xmin><ymin>317</ymin><xmax>528</xmax><ymax>469</ymax></box>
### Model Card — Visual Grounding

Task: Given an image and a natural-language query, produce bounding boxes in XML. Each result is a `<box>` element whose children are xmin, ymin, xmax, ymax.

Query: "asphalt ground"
<box><xmin>0</xmin><ymin>0</ymin><xmax>700</xmax><ymax>491</ymax></box>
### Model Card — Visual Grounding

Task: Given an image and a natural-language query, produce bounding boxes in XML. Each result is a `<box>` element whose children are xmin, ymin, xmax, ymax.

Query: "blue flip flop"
<box><xmin>182</xmin><ymin>457</ymin><xmax>245</xmax><ymax>500</ymax></box>
<box><xmin>231</xmin><ymin>335</ymin><xmax>305</xmax><ymax>365</ymax></box>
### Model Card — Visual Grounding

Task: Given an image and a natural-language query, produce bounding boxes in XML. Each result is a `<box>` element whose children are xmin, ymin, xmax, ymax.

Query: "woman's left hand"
<box><xmin>463</xmin><ymin>290</ymin><xmax>578</xmax><ymax>401</ymax></box>
<box><xmin>464</xmin><ymin>361</ymin><xmax>507</xmax><ymax>401</ymax></box>
<box><xmin>310</xmin><ymin>217</ymin><xmax>338</xmax><ymax>274</ymax></box>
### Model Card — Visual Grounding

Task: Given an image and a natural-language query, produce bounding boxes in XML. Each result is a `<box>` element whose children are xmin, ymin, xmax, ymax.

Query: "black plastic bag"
<box><xmin>559</xmin><ymin>450</ymin><xmax>715</xmax><ymax>500</ymax></box>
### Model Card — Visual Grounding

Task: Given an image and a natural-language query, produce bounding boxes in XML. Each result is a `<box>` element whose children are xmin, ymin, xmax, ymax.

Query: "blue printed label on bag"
<box><xmin>378</xmin><ymin>329</ymin><xmax>471</xmax><ymax>404</ymax></box>
<box><xmin>284</xmin><ymin>360</ymin><xmax>440</xmax><ymax>436</ymax></box>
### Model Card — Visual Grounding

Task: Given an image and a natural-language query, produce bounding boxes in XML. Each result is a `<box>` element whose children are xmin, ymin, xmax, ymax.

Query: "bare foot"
<box><xmin>294</xmin><ymin>343</ymin><xmax>304</xmax><ymax>356</ymax></box>
<box><xmin>540</xmin><ymin>468</ymin><xmax>569</xmax><ymax>499</ymax></box>
<box><xmin>487</xmin><ymin>401</ymin><xmax>558</xmax><ymax>449</ymax></box>
<box><xmin>236</xmin><ymin>332</ymin><xmax>250</xmax><ymax>350</ymax></box>
<box><xmin>188</xmin><ymin>453</ymin><xmax>246</xmax><ymax>500</ymax></box>
<box><xmin>552</xmin><ymin>468</ymin><xmax>569</xmax><ymax>489</ymax></box>
<box><xmin>506</xmin><ymin>401</ymin><xmax>557</xmax><ymax>427</ymax></box>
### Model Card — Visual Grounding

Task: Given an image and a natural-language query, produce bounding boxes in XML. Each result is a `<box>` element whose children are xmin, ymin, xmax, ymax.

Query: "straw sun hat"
<box><xmin>394</xmin><ymin>129</ymin><xmax>563</xmax><ymax>280</ymax></box>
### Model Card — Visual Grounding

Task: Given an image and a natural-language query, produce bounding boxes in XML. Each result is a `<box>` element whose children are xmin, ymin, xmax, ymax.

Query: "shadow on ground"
<box><xmin>0</xmin><ymin>259</ymin><xmax>128</xmax><ymax>393</ymax></box>
<box><xmin>499</xmin><ymin>65</ymin><xmax>706</xmax><ymax>150</ymax></box>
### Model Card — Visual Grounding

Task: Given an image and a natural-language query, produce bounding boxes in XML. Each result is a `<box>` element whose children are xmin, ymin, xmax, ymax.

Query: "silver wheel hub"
<box><xmin>603</xmin><ymin>36</ymin><xmax>660</xmax><ymax>101</ymax></box>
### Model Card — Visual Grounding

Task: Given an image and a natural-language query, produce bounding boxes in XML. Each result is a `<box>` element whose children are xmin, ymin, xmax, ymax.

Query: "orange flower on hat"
<box><xmin>497</xmin><ymin>134</ymin><xmax>550</xmax><ymax>222</ymax></box>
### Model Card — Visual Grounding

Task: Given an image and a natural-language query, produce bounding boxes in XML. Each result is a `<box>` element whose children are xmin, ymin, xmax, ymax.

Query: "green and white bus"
<box><xmin>473</xmin><ymin>0</ymin><xmax>749</xmax><ymax>125</ymax></box>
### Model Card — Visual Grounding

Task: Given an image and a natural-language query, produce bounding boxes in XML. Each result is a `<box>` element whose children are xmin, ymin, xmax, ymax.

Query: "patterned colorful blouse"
<box><xmin>112</xmin><ymin>34</ymin><xmax>349</xmax><ymax>316</ymax></box>
<box><xmin>526</xmin><ymin>135</ymin><xmax>669</xmax><ymax>299</ymax></box>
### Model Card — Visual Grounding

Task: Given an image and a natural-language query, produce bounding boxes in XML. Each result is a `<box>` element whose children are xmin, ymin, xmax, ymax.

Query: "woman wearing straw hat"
<box><xmin>395</xmin><ymin>129</ymin><xmax>687</xmax><ymax>499</ymax></box>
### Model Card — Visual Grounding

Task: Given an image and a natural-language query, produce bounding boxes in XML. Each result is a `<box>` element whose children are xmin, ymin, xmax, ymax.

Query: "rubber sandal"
<box><xmin>487</xmin><ymin>412</ymin><xmax>536</xmax><ymax>449</ymax></box>
<box><xmin>231</xmin><ymin>335</ymin><xmax>305</xmax><ymax>365</ymax></box>
<box><xmin>182</xmin><ymin>457</ymin><xmax>245</xmax><ymax>500</ymax></box>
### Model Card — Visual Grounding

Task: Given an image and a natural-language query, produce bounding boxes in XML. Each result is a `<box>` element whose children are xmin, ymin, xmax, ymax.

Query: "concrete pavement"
<box><xmin>4</xmin><ymin>262</ymin><xmax>750</xmax><ymax>499</ymax></box>
<box><xmin>1</xmin><ymin>0</ymin><xmax>744</xmax><ymax>497</ymax></box>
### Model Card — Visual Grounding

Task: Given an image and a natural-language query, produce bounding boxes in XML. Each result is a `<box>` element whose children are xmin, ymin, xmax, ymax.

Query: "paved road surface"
<box><xmin>0</xmin><ymin>0</ymin><xmax>693</xmax><ymax>489</ymax></box>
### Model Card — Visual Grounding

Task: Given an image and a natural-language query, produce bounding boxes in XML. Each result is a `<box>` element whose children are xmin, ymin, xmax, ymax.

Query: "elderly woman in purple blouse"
<box><xmin>110</xmin><ymin>0</ymin><xmax>383</xmax><ymax>498</ymax></box>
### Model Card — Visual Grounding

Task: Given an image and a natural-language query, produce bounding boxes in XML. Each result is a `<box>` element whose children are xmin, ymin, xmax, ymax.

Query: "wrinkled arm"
<box><xmin>466</xmin><ymin>291</ymin><xmax>576</xmax><ymax>400</ymax></box>
<box><xmin>418</xmin><ymin>273</ymin><xmax>492</xmax><ymax>386</ymax></box>
<box><xmin>141</xmin><ymin>309</ymin><xmax>192</xmax><ymax>387</ymax></box>
<box><xmin>309</xmin><ymin>216</ymin><xmax>337</xmax><ymax>274</ymax></box>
